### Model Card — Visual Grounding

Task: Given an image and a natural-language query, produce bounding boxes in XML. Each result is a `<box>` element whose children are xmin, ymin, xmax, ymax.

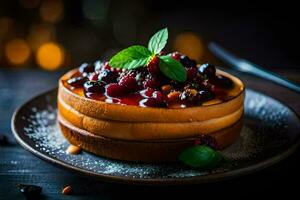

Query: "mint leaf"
<box><xmin>179</xmin><ymin>145</ymin><xmax>223</xmax><ymax>169</ymax></box>
<box><xmin>109</xmin><ymin>45</ymin><xmax>152</xmax><ymax>69</ymax></box>
<box><xmin>148</xmin><ymin>28</ymin><xmax>168</xmax><ymax>54</ymax></box>
<box><xmin>159</xmin><ymin>55</ymin><xmax>187</xmax><ymax>82</ymax></box>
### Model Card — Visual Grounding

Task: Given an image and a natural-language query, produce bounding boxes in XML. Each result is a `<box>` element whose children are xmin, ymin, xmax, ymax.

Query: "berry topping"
<box><xmin>98</xmin><ymin>69</ymin><xmax>119</xmax><ymax>84</ymax></box>
<box><xmin>211</xmin><ymin>85</ymin><xmax>226</xmax><ymax>96</ymax></box>
<box><xmin>139</xmin><ymin>97</ymin><xmax>164</xmax><ymax>107</ymax></box>
<box><xmin>199</xmin><ymin>63</ymin><xmax>216</xmax><ymax>78</ymax></box>
<box><xmin>198</xmin><ymin>90</ymin><xmax>214</xmax><ymax>101</ymax></box>
<box><xmin>67</xmin><ymin>50</ymin><xmax>235</xmax><ymax>108</ymax></box>
<box><xmin>189</xmin><ymin>59</ymin><xmax>197</xmax><ymax>68</ymax></box>
<box><xmin>171</xmin><ymin>52</ymin><xmax>181</xmax><ymax>60</ymax></box>
<box><xmin>180</xmin><ymin>55</ymin><xmax>190</xmax><ymax>66</ymax></box>
<box><xmin>119</xmin><ymin>75</ymin><xmax>138</xmax><ymax>92</ymax></box>
<box><xmin>147</xmin><ymin>56</ymin><xmax>160</xmax><ymax>74</ymax></box>
<box><xmin>180</xmin><ymin>55</ymin><xmax>196</xmax><ymax>68</ymax></box>
<box><xmin>105</xmin><ymin>83</ymin><xmax>125</xmax><ymax>97</ymax></box>
<box><xmin>140</xmin><ymin>88</ymin><xmax>155</xmax><ymax>98</ymax></box>
<box><xmin>79</xmin><ymin>63</ymin><xmax>94</xmax><ymax>74</ymax></box>
<box><xmin>186</xmin><ymin>67</ymin><xmax>198</xmax><ymax>81</ymax></box>
<box><xmin>170</xmin><ymin>80</ymin><xmax>184</xmax><ymax>90</ymax></box>
<box><xmin>103</xmin><ymin>62</ymin><xmax>112</xmax><ymax>70</ymax></box>
<box><xmin>94</xmin><ymin>60</ymin><xmax>104</xmax><ymax>71</ymax></box>
<box><xmin>67</xmin><ymin>76</ymin><xmax>86</xmax><ymax>88</ymax></box>
<box><xmin>84</xmin><ymin>81</ymin><xmax>104</xmax><ymax>93</ymax></box>
<box><xmin>180</xmin><ymin>89</ymin><xmax>199</xmax><ymax>103</ymax></box>
<box><xmin>143</xmin><ymin>76</ymin><xmax>161</xmax><ymax>89</ymax></box>
<box><xmin>210</xmin><ymin>75</ymin><xmax>233</xmax><ymax>89</ymax></box>
<box><xmin>89</xmin><ymin>72</ymin><xmax>99</xmax><ymax>81</ymax></box>
<box><xmin>152</xmin><ymin>91</ymin><xmax>164</xmax><ymax>102</ymax></box>
<box><xmin>159</xmin><ymin>51</ymin><xmax>166</xmax><ymax>55</ymax></box>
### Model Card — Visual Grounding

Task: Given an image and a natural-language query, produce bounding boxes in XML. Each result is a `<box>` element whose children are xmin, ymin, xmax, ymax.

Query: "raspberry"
<box><xmin>171</xmin><ymin>52</ymin><xmax>181</xmax><ymax>60</ymax></box>
<box><xmin>152</xmin><ymin>91</ymin><xmax>164</xmax><ymax>102</ymax></box>
<box><xmin>89</xmin><ymin>72</ymin><xmax>99</xmax><ymax>81</ymax></box>
<box><xmin>143</xmin><ymin>77</ymin><xmax>161</xmax><ymax>89</ymax></box>
<box><xmin>147</xmin><ymin>56</ymin><xmax>160</xmax><ymax>74</ymax></box>
<box><xmin>105</xmin><ymin>83</ymin><xmax>125</xmax><ymax>97</ymax></box>
<box><xmin>140</xmin><ymin>88</ymin><xmax>155</xmax><ymax>98</ymax></box>
<box><xmin>139</xmin><ymin>98</ymin><xmax>164</xmax><ymax>107</ymax></box>
<box><xmin>186</xmin><ymin>67</ymin><xmax>198</xmax><ymax>81</ymax></box>
<box><xmin>119</xmin><ymin>75</ymin><xmax>138</xmax><ymax>92</ymax></box>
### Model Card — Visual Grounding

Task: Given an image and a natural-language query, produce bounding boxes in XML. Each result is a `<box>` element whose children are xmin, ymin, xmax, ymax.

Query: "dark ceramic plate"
<box><xmin>11</xmin><ymin>89</ymin><xmax>300</xmax><ymax>185</ymax></box>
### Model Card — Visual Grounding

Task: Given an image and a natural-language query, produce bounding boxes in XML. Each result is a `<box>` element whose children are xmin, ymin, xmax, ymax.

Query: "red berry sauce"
<box><xmin>64</xmin><ymin>53</ymin><xmax>234</xmax><ymax>108</ymax></box>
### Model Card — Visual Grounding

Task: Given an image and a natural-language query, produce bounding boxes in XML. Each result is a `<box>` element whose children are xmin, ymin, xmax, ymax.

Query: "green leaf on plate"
<box><xmin>109</xmin><ymin>45</ymin><xmax>152</xmax><ymax>69</ymax></box>
<box><xmin>178</xmin><ymin>145</ymin><xmax>224</xmax><ymax>169</ymax></box>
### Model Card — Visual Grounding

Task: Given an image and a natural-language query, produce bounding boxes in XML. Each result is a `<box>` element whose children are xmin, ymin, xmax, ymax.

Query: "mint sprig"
<box><xmin>109</xmin><ymin>45</ymin><xmax>152</xmax><ymax>69</ymax></box>
<box><xmin>179</xmin><ymin>145</ymin><xmax>224</xmax><ymax>169</ymax></box>
<box><xmin>148</xmin><ymin>28</ymin><xmax>168</xmax><ymax>54</ymax></box>
<box><xmin>109</xmin><ymin>28</ymin><xmax>187</xmax><ymax>82</ymax></box>
<box><xmin>159</xmin><ymin>55</ymin><xmax>187</xmax><ymax>82</ymax></box>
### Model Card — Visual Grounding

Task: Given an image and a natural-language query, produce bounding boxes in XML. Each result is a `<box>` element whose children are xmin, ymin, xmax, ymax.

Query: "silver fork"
<box><xmin>208</xmin><ymin>43</ymin><xmax>300</xmax><ymax>93</ymax></box>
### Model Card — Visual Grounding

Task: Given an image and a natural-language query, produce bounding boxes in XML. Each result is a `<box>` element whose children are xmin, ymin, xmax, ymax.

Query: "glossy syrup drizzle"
<box><xmin>63</xmin><ymin>71</ymin><xmax>239</xmax><ymax>108</ymax></box>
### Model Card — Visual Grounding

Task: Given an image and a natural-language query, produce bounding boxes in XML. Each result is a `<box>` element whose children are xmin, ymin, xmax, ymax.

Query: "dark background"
<box><xmin>0</xmin><ymin>0</ymin><xmax>299</xmax><ymax>71</ymax></box>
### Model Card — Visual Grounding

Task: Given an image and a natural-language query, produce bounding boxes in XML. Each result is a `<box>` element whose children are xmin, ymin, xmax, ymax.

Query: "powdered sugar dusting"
<box><xmin>20</xmin><ymin>90</ymin><xmax>294</xmax><ymax>180</ymax></box>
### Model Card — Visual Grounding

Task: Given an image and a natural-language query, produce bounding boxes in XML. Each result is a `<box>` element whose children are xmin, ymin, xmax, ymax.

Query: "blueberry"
<box><xmin>67</xmin><ymin>76</ymin><xmax>86</xmax><ymax>88</ymax></box>
<box><xmin>210</xmin><ymin>75</ymin><xmax>233</xmax><ymax>89</ymax></box>
<box><xmin>199</xmin><ymin>63</ymin><xmax>216</xmax><ymax>78</ymax></box>
<box><xmin>198</xmin><ymin>90</ymin><xmax>215</xmax><ymax>101</ymax></box>
<box><xmin>79</xmin><ymin>63</ymin><xmax>95</xmax><ymax>74</ymax></box>
<box><xmin>84</xmin><ymin>81</ymin><xmax>104</xmax><ymax>93</ymax></box>
<box><xmin>98</xmin><ymin>69</ymin><xmax>119</xmax><ymax>84</ymax></box>
<box><xmin>180</xmin><ymin>55</ymin><xmax>191</xmax><ymax>67</ymax></box>
<box><xmin>180</xmin><ymin>55</ymin><xmax>197</xmax><ymax>68</ymax></box>
<box><xmin>189</xmin><ymin>59</ymin><xmax>197</xmax><ymax>68</ymax></box>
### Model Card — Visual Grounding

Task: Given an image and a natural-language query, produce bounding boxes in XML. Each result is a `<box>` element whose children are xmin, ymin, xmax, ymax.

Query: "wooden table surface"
<box><xmin>0</xmin><ymin>68</ymin><xmax>299</xmax><ymax>199</ymax></box>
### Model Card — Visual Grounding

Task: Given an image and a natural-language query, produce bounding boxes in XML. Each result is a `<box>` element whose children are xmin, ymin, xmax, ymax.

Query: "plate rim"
<box><xmin>11</xmin><ymin>88</ymin><xmax>300</xmax><ymax>185</ymax></box>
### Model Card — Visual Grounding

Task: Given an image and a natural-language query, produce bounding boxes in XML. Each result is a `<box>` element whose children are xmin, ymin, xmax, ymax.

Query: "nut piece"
<box><xmin>161</xmin><ymin>85</ymin><xmax>171</xmax><ymax>94</ymax></box>
<box><xmin>167</xmin><ymin>91</ymin><xmax>181</xmax><ymax>101</ymax></box>
<box><xmin>66</xmin><ymin>145</ymin><xmax>81</xmax><ymax>154</ymax></box>
<box><xmin>186</xmin><ymin>89</ymin><xmax>197</xmax><ymax>96</ymax></box>
<box><xmin>62</xmin><ymin>186</ymin><xmax>73</xmax><ymax>195</ymax></box>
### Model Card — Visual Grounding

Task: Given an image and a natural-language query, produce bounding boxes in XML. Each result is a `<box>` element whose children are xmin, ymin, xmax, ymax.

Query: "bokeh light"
<box><xmin>36</xmin><ymin>42</ymin><xmax>64</xmax><ymax>70</ymax></box>
<box><xmin>5</xmin><ymin>38</ymin><xmax>31</xmax><ymax>65</ymax></box>
<box><xmin>173</xmin><ymin>32</ymin><xmax>204</xmax><ymax>62</ymax></box>
<box><xmin>0</xmin><ymin>17</ymin><xmax>14</xmax><ymax>38</ymax></box>
<box><xmin>40</xmin><ymin>0</ymin><xmax>64</xmax><ymax>23</ymax></box>
<box><xmin>19</xmin><ymin>0</ymin><xmax>40</xmax><ymax>9</ymax></box>
<box><xmin>27</xmin><ymin>23</ymin><xmax>55</xmax><ymax>51</ymax></box>
<box><xmin>83</xmin><ymin>0</ymin><xmax>110</xmax><ymax>25</ymax></box>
